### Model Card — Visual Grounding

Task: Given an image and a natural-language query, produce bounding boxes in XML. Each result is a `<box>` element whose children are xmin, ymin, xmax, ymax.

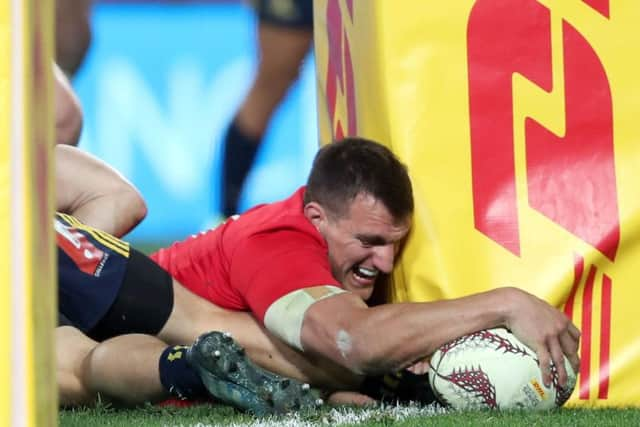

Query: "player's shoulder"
<box><xmin>239</xmin><ymin>219</ymin><xmax>324</xmax><ymax>254</ymax></box>
<box><xmin>228</xmin><ymin>189</ymin><xmax>317</xmax><ymax>238</ymax></box>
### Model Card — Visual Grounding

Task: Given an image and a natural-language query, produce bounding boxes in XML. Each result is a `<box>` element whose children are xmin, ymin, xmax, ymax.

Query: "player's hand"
<box><xmin>501</xmin><ymin>287</ymin><xmax>581</xmax><ymax>388</ymax></box>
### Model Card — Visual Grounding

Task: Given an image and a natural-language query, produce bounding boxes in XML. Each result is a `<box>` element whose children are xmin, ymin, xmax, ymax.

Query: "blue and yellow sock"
<box><xmin>159</xmin><ymin>345</ymin><xmax>208</xmax><ymax>400</ymax></box>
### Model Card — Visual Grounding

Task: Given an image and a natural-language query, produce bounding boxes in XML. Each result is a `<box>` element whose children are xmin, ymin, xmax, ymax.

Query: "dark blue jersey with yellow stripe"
<box><xmin>56</xmin><ymin>212</ymin><xmax>130</xmax><ymax>334</ymax></box>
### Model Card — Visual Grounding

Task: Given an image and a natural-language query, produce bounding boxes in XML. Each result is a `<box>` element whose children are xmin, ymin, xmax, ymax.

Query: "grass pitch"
<box><xmin>59</xmin><ymin>403</ymin><xmax>640</xmax><ymax>427</ymax></box>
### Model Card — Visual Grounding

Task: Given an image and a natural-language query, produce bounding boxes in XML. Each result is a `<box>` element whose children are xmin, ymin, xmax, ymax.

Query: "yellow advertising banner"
<box><xmin>314</xmin><ymin>0</ymin><xmax>640</xmax><ymax>407</ymax></box>
<box><xmin>0</xmin><ymin>0</ymin><xmax>55</xmax><ymax>425</ymax></box>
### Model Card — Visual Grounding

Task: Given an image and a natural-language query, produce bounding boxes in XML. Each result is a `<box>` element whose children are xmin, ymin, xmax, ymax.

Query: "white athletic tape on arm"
<box><xmin>264</xmin><ymin>285</ymin><xmax>346</xmax><ymax>351</ymax></box>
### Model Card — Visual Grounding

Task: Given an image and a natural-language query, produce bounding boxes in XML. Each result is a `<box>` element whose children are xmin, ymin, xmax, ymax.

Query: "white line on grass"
<box><xmin>164</xmin><ymin>403</ymin><xmax>447</xmax><ymax>427</ymax></box>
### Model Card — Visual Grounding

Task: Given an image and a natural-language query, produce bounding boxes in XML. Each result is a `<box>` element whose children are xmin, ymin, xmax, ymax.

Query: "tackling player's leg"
<box><xmin>71</xmin><ymin>330</ymin><xmax>324</xmax><ymax>414</ymax></box>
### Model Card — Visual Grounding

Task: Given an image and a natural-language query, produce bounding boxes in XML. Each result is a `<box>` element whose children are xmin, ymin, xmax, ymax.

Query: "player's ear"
<box><xmin>304</xmin><ymin>201</ymin><xmax>326</xmax><ymax>232</ymax></box>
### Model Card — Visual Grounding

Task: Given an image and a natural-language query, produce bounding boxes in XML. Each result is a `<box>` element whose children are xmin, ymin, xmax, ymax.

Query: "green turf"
<box><xmin>59</xmin><ymin>403</ymin><xmax>640</xmax><ymax>427</ymax></box>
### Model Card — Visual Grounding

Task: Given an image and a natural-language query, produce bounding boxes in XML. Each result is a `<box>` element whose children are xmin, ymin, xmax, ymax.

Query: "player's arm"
<box><xmin>54</xmin><ymin>62</ymin><xmax>83</xmax><ymax>146</ymax></box>
<box><xmin>299</xmin><ymin>287</ymin><xmax>580</xmax><ymax>388</ymax></box>
<box><xmin>236</xmin><ymin>231</ymin><xmax>578</xmax><ymax>389</ymax></box>
<box><xmin>55</xmin><ymin>145</ymin><xmax>147</xmax><ymax>237</ymax></box>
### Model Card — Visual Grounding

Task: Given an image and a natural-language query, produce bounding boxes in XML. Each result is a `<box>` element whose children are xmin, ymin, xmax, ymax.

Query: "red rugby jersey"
<box><xmin>151</xmin><ymin>187</ymin><xmax>342</xmax><ymax>323</ymax></box>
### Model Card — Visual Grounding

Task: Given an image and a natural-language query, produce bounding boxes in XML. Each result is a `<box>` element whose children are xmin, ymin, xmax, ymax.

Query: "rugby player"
<box><xmin>159</xmin><ymin>137</ymin><xmax>581</xmax><ymax>392</ymax></box>
<box><xmin>56</xmin><ymin>138</ymin><xmax>579</xmax><ymax>411</ymax></box>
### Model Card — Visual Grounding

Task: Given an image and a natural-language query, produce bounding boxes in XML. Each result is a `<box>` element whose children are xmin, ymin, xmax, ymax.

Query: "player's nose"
<box><xmin>372</xmin><ymin>244</ymin><xmax>395</xmax><ymax>273</ymax></box>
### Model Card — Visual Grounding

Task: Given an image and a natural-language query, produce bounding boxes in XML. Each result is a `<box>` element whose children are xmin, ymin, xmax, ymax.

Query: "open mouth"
<box><xmin>352</xmin><ymin>265</ymin><xmax>379</xmax><ymax>282</ymax></box>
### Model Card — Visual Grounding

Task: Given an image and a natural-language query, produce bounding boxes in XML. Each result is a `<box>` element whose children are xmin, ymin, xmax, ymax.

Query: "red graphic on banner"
<box><xmin>345</xmin><ymin>0</ymin><xmax>353</xmax><ymax>20</ymax></box>
<box><xmin>599</xmin><ymin>274</ymin><xmax>612</xmax><ymax>399</ymax></box>
<box><xmin>468</xmin><ymin>0</ymin><xmax>552</xmax><ymax>256</ymax></box>
<box><xmin>467</xmin><ymin>0</ymin><xmax>619</xmax><ymax>261</ymax></box>
<box><xmin>563</xmin><ymin>255</ymin><xmax>612</xmax><ymax>400</ymax></box>
<box><xmin>579</xmin><ymin>265</ymin><xmax>596</xmax><ymax>399</ymax></box>
<box><xmin>583</xmin><ymin>0</ymin><xmax>610</xmax><ymax>18</ymax></box>
<box><xmin>526</xmin><ymin>21</ymin><xmax>619</xmax><ymax>261</ymax></box>
<box><xmin>326</xmin><ymin>0</ymin><xmax>357</xmax><ymax>140</ymax></box>
<box><xmin>563</xmin><ymin>254</ymin><xmax>584</xmax><ymax>321</ymax></box>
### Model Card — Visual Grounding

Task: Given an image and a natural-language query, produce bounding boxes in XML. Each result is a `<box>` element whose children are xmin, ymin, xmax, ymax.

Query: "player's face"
<box><xmin>319</xmin><ymin>193</ymin><xmax>411</xmax><ymax>301</ymax></box>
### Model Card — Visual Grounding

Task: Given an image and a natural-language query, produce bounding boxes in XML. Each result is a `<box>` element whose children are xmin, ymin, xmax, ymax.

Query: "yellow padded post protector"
<box><xmin>0</xmin><ymin>0</ymin><xmax>56</xmax><ymax>425</ymax></box>
<box><xmin>314</xmin><ymin>0</ymin><xmax>640</xmax><ymax>407</ymax></box>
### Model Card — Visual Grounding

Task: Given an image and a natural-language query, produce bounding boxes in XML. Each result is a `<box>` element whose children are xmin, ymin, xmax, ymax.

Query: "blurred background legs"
<box><xmin>69</xmin><ymin>1</ymin><xmax>319</xmax><ymax>245</ymax></box>
<box><xmin>219</xmin><ymin>0</ymin><xmax>313</xmax><ymax>217</ymax></box>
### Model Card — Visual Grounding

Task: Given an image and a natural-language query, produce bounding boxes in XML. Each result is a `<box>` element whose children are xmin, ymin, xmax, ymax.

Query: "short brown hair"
<box><xmin>304</xmin><ymin>137</ymin><xmax>414</xmax><ymax>221</ymax></box>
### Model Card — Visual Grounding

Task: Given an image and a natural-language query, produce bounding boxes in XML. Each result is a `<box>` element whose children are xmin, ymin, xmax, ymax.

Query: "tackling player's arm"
<box><xmin>299</xmin><ymin>287</ymin><xmax>580</xmax><ymax>388</ymax></box>
<box><xmin>55</xmin><ymin>145</ymin><xmax>147</xmax><ymax>237</ymax></box>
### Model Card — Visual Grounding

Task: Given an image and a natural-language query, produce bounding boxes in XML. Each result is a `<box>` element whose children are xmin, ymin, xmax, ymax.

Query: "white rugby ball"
<box><xmin>428</xmin><ymin>328</ymin><xmax>576</xmax><ymax>410</ymax></box>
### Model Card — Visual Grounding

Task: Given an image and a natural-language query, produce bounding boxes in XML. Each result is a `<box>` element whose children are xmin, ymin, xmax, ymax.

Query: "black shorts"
<box><xmin>56</xmin><ymin>213</ymin><xmax>174</xmax><ymax>341</ymax></box>
<box><xmin>251</xmin><ymin>0</ymin><xmax>313</xmax><ymax>29</ymax></box>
